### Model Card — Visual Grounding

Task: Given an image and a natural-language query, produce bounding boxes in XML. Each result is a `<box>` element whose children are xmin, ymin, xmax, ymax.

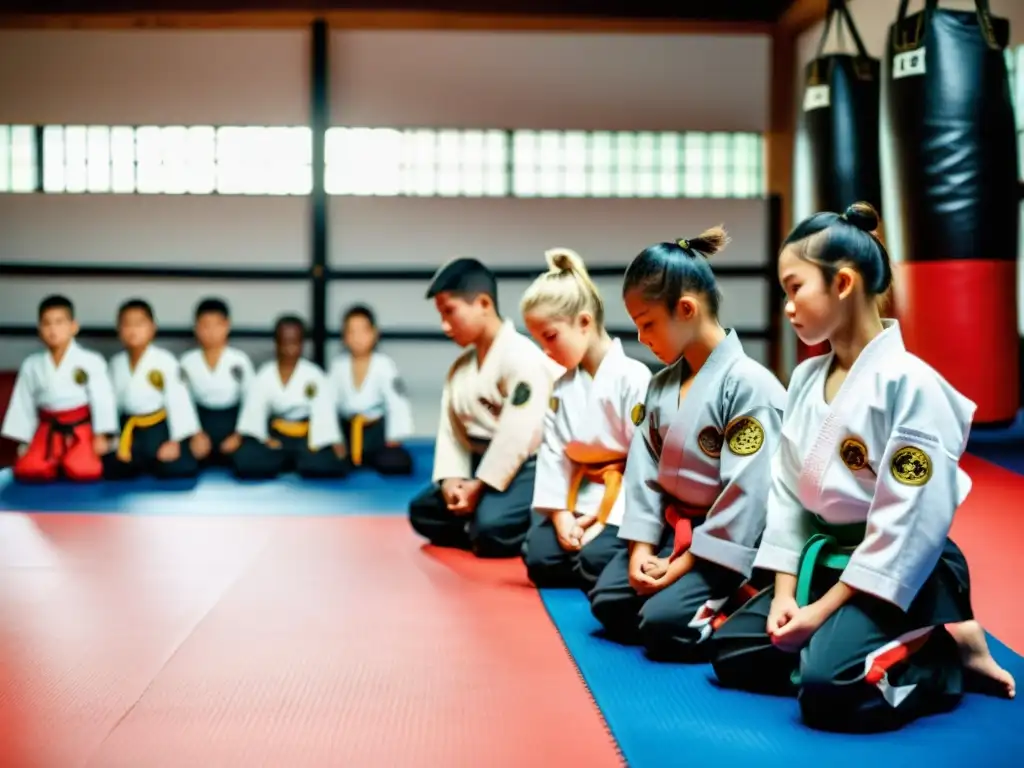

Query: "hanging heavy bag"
<box><xmin>882</xmin><ymin>0</ymin><xmax>1019</xmax><ymax>425</ymax></box>
<box><xmin>797</xmin><ymin>0</ymin><xmax>883</xmax><ymax>362</ymax></box>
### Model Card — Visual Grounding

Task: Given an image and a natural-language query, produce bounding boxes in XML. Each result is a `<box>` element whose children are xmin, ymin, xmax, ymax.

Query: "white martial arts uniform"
<box><xmin>410</xmin><ymin>319</ymin><xmax>563</xmax><ymax>558</ymax></box>
<box><xmin>712</xmin><ymin>320</ymin><xmax>976</xmax><ymax>731</ymax></box>
<box><xmin>179</xmin><ymin>346</ymin><xmax>255</xmax><ymax>412</ymax></box>
<box><xmin>237</xmin><ymin>359</ymin><xmax>342</xmax><ymax>451</ymax></box>
<box><xmin>532</xmin><ymin>339</ymin><xmax>653</xmax><ymax>528</ymax></box>
<box><xmin>432</xmin><ymin>319</ymin><xmax>564</xmax><ymax>491</ymax></box>
<box><xmin>329</xmin><ymin>352</ymin><xmax>414</xmax><ymax>443</ymax></box>
<box><xmin>619</xmin><ymin>330</ymin><xmax>786</xmax><ymax>576</ymax></box>
<box><xmin>109</xmin><ymin>345</ymin><xmax>201</xmax><ymax>447</ymax></box>
<box><xmin>755</xmin><ymin>319</ymin><xmax>975</xmax><ymax>608</ymax></box>
<box><xmin>2</xmin><ymin>340</ymin><xmax>118</xmax><ymax>444</ymax></box>
<box><xmin>589</xmin><ymin>330</ymin><xmax>786</xmax><ymax>656</ymax></box>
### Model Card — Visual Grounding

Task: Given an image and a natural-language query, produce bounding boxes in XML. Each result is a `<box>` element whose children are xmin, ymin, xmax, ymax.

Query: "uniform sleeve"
<box><xmin>530</xmin><ymin>393</ymin><xmax>571</xmax><ymax>515</ymax></box>
<box><xmin>86</xmin><ymin>356</ymin><xmax>119</xmax><ymax>436</ymax></box>
<box><xmin>381</xmin><ymin>357</ymin><xmax>414</xmax><ymax>443</ymax></box>
<box><xmin>0</xmin><ymin>361</ymin><xmax>39</xmax><ymax>444</ymax></box>
<box><xmin>474</xmin><ymin>352</ymin><xmax>555</xmax><ymax>492</ymax></box>
<box><xmin>691</xmin><ymin>371</ymin><xmax>786</xmax><ymax>577</ymax></box>
<box><xmin>308</xmin><ymin>369</ymin><xmax>343</xmax><ymax>450</ymax></box>
<box><xmin>236</xmin><ymin>370</ymin><xmax>270</xmax><ymax>442</ymax></box>
<box><xmin>840</xmin><ymin>377</ymin><xmax>972</xmax><ymax>611</ymax></box>
<box><xmin>164</xmin><ymin>358</ymin><xmax>201</xmax><ymax>442</ymax></box>
<box><xmin>238</xmin><ymin>353</ymin><xmax>257</xmax><ymax>404</ymax></box>
<box><xmin>326</xmin><ymin>359</ymin><xmax>345</xmax><ymax>415</ymax></box>
<box><xmin>431</xmin><ymin>382</ymin><xmax>473</xmax><ymax>483</ymax></box>
<box><xmin>616</xmin><ymin>380</ymin><xmax>666</xmax><ymax>546</ymax></box>
<box><xmin>619</xmin><ymin>365</ymin><xmax>653</xmax><ymax>448</ymax></box>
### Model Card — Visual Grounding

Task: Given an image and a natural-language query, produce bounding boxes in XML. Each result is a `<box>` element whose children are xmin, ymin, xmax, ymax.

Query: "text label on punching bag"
<box><xmin>803</xmin><ymin>85</ymin><xmax>831</xmax><ymax>112</ymax></box>
<box><xmin>892</xmin><ymin>49</ymin><xmax>926</xmax><ymax>80</ymax></box>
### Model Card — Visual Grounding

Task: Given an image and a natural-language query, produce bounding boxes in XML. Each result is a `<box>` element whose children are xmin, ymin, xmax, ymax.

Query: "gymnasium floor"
<box><xmin>1</xmin><ymin>434</ymin><xmax>1023</xmax><ymax>767</ymax></box>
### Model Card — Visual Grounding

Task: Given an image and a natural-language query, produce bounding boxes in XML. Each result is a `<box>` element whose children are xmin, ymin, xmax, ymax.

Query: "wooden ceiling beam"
<box><xmin>777</xmin><ymin>0</ymin><xmax>828</xmax><ymax>36</ymax></box>
<box><xmin>0</xmin><ymin>9</ymin><xmax>773</xmax><ymax>33</ymax></box>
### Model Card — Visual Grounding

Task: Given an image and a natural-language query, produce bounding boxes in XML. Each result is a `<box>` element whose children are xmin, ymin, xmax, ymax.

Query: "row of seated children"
<box><xmin>406</xmin><ymin>201</ymin><xmax>1015</xmax><ymax>735</ymax></box>
<box><xmin>1</xmin><ymin>297</ymin><xmax>415</xmax><ymax>483</ymax></box>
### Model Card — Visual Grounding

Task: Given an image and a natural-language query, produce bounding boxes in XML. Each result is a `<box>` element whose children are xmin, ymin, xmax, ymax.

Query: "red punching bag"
<box><xmin>883</xmin><ymin>0</ymin><xmax>1019</xmax><ymax>425</ymax></box>
<box><xmin>798</xmin><ymin>0</ymin><xmax>884</xmax><ymax>363</ymax></box>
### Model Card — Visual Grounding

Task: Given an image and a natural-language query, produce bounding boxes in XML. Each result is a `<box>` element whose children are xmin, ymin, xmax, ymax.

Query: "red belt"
<box><xmin>665</xmin><ymin>500</ymin><xmax>707</xmax><ymax>561</ymax></box>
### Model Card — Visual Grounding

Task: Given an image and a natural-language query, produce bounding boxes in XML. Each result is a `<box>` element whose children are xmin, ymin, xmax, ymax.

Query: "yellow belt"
<box><xmin>564</xmin><ymin>442</ymin><xmax>627</xmax><ymax>525</ymax></box>
<box><xmin>349</xmin><ymin>414</ymin><xmax>381</xmax><ymax>466</ymax></box>
<box><xmin>270</xmin><ymin>418</ymin><xmax>310</xmax><ymax>447</ymax></box>
<box><xmin>116</xmin><ymin>409</ymin><xmax>167</xmax><ymax>462</ymax></box>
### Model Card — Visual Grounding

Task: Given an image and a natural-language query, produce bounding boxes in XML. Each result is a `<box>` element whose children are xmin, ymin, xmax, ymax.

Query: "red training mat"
<box><xmin>0</xmin><ymin>515</ymin><xmax>620</xmax><ymax>767</ymax></box>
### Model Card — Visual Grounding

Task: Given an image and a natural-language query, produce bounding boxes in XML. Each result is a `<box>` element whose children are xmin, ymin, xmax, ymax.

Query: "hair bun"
<box><xmin>843</xmin><ymin>202</ymin><xmax>879</xmax><ymax>233</ymax></box>
<box><xmin>544</xmin><ymin>247</ymin><xmax>583</xmax><ymax>275</ymax></box>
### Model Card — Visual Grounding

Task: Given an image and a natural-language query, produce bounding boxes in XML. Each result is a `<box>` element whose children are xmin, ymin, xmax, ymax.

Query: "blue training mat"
<box><xmin>0</xmin><ymin>440</ymin><xmax>437</xmax><ymax>515</ymax></box>
<box><xmin>540</xmin><ymin>589</ymin><xmax>1024</xmax><ymax>768</ymax></box>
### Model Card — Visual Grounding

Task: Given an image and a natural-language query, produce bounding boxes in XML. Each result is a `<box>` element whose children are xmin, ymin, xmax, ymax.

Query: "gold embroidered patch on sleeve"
<box><xmin>725</xmin><ymin>415</ymin><xmax>764</xmax><ymax>456</ymax></box>
<box><xmin>890</xmin><ymin>445</ymin><xmax>932</xmax><ymax>486</ymax></box>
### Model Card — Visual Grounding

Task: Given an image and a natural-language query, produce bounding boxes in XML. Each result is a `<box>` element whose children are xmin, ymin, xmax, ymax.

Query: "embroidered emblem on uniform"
<box><xmin>549</xmin><ymin>396</ymin><xmax>559</xmax><ymax>413</ymax></box>
<box><xmin>73</xmin><ymin>368</ymin><xmax>88</xmax><ymax>385</ymax></box>
<box><xmin>630</xmin><ymin>403</ymin><xmax>645</xmax><ymax>426</ymax></box>
<box><xmin>725</xmin><ymin>415</ymin><xmax>764</xmax><ymax>456</ymax></box>
<box><xmin>891</xmin><ymin>445</ymin><xmax>931</xmax><ymax>486</ymax></box>
<box><xmin>511</xmin><ymin>382</ymin><xmax>531</xmax><ymax>407</ymax></box>
<box><xmin>697</xmin><ymin>426</ymin><xmax>724</xmax><ymax>458</ymax></box>
<box><xmin>148</xmin><ymin>370</ymin><xmax>165</xmax><ymax>390</ymax></box>
<box><xmin>305</xmin><ymin>383</ymin><xmax>317</xmax><ymax>399</ymax></box>
<box><xmin>840</xmin><ymin>437</ymin><xmax>870</xmax><ymax>472</ymax></box>
<box><xmin>231</xmin><ymin>365</ymin><xmax>243</xmax><ymax>382</ymax></box>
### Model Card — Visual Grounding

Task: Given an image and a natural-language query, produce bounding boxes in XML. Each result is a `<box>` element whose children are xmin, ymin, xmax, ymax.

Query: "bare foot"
<box><xmin>947</xmin><ymin>621</ymin><xmax>1016</xmax><ymax>699</ymax></box>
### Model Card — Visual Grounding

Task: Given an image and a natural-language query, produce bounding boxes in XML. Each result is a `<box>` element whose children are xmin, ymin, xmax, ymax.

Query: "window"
<box><xmin>326</xmin><ymin>128</ymin><xmax>508</xmax><ymax>197</ymax></box>
<box><xmin>1</xmin><ymin>124</ymin><xmax>766</xmax><ymax>198</ymax></box>
<box><xmin>512</xmin><ymin>130</ymin><xmax>764</xmax><ymax>199</ymax></box>
<box><xmin>0</xmin><ymin>125</ymin><xmax>37</xmax><ymax>193</ymax></box>
<box><xmin>39</xmin><ymin>125</ymin><xmax>312</xmax><ymax>195</ymax></box>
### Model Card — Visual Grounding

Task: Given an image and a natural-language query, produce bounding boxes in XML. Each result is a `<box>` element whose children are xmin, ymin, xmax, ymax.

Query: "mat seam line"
<box><xmin>537</xmin><ymin>590</ymin><xmax>630</xmax><ymax>768</ymax></box>
<box><xmin>81</xmin><ymin>531</ymin><xmax>276</xmax><ymax>767</ymax></box>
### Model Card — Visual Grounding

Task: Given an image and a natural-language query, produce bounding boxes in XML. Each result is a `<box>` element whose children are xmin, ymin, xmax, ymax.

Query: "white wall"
<box><xmin>0</xmin><ymin>28</ymin><xmax>773</xmax><ymax>435</ymax></box>
<box><xmin>792</xmin><ymin>0</ymin><xmax>1024</xmax><ymax>334</ymax></box>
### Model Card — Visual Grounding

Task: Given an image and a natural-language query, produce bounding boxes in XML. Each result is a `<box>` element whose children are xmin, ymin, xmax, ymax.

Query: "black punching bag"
<box><xmin>883</xmin><ymin>0</ymin><xmax>1019</xmax><ymax>425</ymax></box>
<box><xmin>799</xmin><ymin>0</ymin><xmax>883</xmax><ymax>361</ymax></box>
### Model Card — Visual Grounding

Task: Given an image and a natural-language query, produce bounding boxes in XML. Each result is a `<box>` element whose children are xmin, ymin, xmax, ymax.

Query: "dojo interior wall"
<box><xmin>792</xmin><ymin>0</ymin><xmax>1024</xmax><ymax>336</ymax></box>
<box><xmin>0</xmin><ymin>27</ymin><xmax>772</xmax><ymax>436</ymax></box>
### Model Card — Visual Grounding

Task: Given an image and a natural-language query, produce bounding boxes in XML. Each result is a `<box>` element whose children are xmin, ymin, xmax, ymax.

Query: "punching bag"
<box><xmin>798</xmin><ymin>0</ymin><xmax>883</xmax><ymax>361</ymax></box>
<box><xmin>883</xmin><ymin>0</ymin><xmax>1019</xmax><ymax>425</ymax></box>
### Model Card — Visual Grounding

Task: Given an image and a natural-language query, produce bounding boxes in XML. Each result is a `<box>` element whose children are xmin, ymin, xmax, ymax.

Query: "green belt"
<box><xmin>790</xmin><ymin>516</ymin><xmax>866</xmax><ymax>686</ymax></box>
<box><xmin>794</xmin><ymin>515</ymin><xmax>866</xmax><ymax>607</ymax></box>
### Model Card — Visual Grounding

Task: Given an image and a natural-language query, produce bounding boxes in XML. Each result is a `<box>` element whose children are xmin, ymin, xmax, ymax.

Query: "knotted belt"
<box><xmin>564</xmin><ymin>442</ymin><xmax>627</xmax><ymax>525</ymax></box>
<box><xmin>116</xmin><ymin>409</ymin><xmax>167</xmax><ymax>462</ymax></box>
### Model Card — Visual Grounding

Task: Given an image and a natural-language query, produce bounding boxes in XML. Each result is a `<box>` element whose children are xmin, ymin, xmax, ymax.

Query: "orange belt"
<box><xmin>665</xmin><ymin>500</ymin><xmax>708</xmax><ymax>561</ymax></box>
<box><xmin>348</xmin><ymin>414</ymin><xmax>381</xmax><ymax>467</ymax></box>
<box><xmin>564</xmin><ymin>442</ymin><xmax>627</xmax><ymax>525</ymax></box>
